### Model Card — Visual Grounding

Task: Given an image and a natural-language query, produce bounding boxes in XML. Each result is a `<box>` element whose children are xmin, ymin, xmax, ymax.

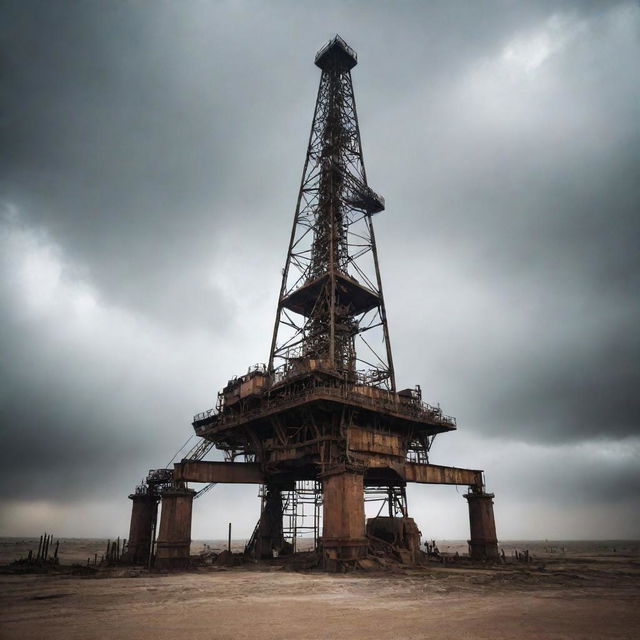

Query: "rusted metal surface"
<box><xmin>404</xmin><ymin>462</ymin><xmax>483</xmax><ymax>487</ymax></box>
<box><xmin>155</xmin><ymin>489</ymin><xmax>196</xmax><ymax>570</ymax></box>
<box><xmin>126</xmin><ymin>493</ymin><xmax>157</xmax><ymax>564</ymax></box>
<box><xmin>194</xmin><ymin>382</ymin><xmax>456</xmax><ymax>437</ymax></box>
<box><xmin>174</xmin><ymin>461</ymin><xmax>264</xmax><ymax>484</ymax></box>
<box><xmin>349</xmin><ymin>426</ymin><xmax>404</xmax><ymax>458</ymax></box>
<box><xmin>465</xmin><ymin>489</ymin><xmax>499</xmax><ymax>559</ymax></box>
<box><xmin>366</xmin><ymin>516</ymin><xmax>422</xmax><ymax>564</ymax></box>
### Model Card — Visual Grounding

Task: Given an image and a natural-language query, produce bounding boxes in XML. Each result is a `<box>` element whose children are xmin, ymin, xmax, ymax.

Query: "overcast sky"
<box><xmin>1</xmin><ymin>0</ymin><xmax>639</xmax><ymax>541</ymax></box>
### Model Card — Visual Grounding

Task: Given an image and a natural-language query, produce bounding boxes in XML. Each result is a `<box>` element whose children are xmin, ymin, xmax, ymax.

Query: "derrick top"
<box><xmin>315</xmin><ymin>35</ymin><xmax>357</xmax><ymax>71</ymax></box>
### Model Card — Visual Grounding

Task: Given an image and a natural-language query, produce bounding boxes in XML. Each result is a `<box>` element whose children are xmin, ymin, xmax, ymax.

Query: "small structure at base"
<box><xmin>366</xmin><ymin>517</ymin><xmax>422</xmax><ymax>564</ymax></box>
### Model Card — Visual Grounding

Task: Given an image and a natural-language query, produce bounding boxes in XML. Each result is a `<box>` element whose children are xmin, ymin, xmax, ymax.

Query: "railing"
<box><xmin>405</xmin><ymin>449</ymin><xmax>429</xmax><ymax>465</ymax></box>
<box><xmin>271</xmin><ymin>360</ymin><xmax>391</xmax><ymax>389</ymax></box>
<box><xmin>194</xmin><ymin>407</ymin><xmax>217</xmax><ymax>423</ymax></box>
<box><xmin>146</xmin><ymin>468</ymin><xmax>173</xmax><ymax>485</ymax></box>
<box><xmin>134</xmin><ymin>483</ymin><xmax>150</xmax><ymax>495</ymax></box>
<box><xmin>193</xmin><ymin>380</ymin><xmax>456</xmax><ymax>432</ymax></box>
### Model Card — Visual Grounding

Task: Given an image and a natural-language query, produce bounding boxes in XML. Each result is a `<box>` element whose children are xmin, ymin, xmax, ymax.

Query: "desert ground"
<box><xmin>1</xmin><ymin>538</ymin><xmax>639</xmax><ymax>640</ymax></box>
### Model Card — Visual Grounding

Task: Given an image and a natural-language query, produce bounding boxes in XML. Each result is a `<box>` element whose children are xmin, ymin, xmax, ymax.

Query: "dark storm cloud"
<box><xmin>489</xmin><ymin>316</ymin><xmax>640</xmax><ymax>442</ymax></box>
<box><xmin>374</xmin><ymin>1</ymin><xmax>640</xmax><ymax>444</ymax></box>
<box><xmin>412</xmin><ymin>125</ymin><xmax>640</xmax><ymax>443</ymax></box>
<box><xmin>1</xmin><ymin>0</ymin><xmax>615</xmax><ymax>325</ymax></box>
<box><xmin>1</xmin><ymin>2</ymin><xmax>238</xmax><ymax>328</ymax></box>
<box><xmin>1</xmin><ymin>0</ymin><xmax>639</xmax><ymax>536</ymax></box>
<box><xmin>0</xmin><ymin>225</ymin><xmax>195</xmax><ymax>500</ymax></box>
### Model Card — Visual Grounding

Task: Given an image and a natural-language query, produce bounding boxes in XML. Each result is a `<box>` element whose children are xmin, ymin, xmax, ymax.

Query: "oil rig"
<box><xmin>125</xmin><ymin>35</ymin><xmax>498</xmax><ymax>571</ymax></box>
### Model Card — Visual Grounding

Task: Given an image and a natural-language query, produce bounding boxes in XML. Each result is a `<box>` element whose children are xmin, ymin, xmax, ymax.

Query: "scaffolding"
<box><xmin>365</xmin><ymin>485</ymin><xmax>407</xmax><ymax>518</ymax></box>
<box><xmin>282</xmin><ymin>481</ymin><xmax>323</xmax><ymax>552</ymax></box>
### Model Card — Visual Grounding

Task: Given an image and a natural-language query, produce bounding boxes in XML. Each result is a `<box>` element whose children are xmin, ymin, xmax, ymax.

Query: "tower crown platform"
<box><xmin>315</xmin><ymin>35</ymin><xmax>358</xmax><ymax>71</ymax></box>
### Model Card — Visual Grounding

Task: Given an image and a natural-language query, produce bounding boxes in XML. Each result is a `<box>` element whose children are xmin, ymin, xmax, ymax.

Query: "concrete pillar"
<box><xmin>155</xmin><ymin>488</ymin><xmax>196</xmax><ymax>569</ymax></box>
<box><xmin>321</xmin><ymin>470</ymin><xmax>367</xmax><ymax>571</ymax></box>
<box><xmin>256</xmin><ymin>484</ymin><xmax>285</xmax><ymax>559</ymax></box>
<box><xmin>126</xmin><ymin>493</ymin><xmax>158</xmax><ymax>564</ymax></box>
<box><xmin>464</xmin><ymin>490</ymin><xmax>499</xmax><ymax>560</ymax></box>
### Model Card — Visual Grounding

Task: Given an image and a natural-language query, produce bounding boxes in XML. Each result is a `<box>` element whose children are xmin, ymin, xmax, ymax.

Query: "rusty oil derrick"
<box><xmin>125</xmin><ymin>35</ymin><xmax>499</xmax><ymax>572</ymax></box>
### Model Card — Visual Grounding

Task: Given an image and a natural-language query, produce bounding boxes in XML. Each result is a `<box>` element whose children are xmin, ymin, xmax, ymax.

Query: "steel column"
<box><xmin>155</xmin><ymin>488</ymin><xmax>196</xmax><ymax>569</ymax></box>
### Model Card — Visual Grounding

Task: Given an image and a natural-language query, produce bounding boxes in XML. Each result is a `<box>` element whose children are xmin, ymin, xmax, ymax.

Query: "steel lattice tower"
<box><xmin>126</xmin><ymin>36</ymin><xmax>499</xmax><ymax>572</ymax></box>
<box><xmin>269</xmin><ymin>35</ymin><xmax>394</xmax><ymax>391</ymax></box>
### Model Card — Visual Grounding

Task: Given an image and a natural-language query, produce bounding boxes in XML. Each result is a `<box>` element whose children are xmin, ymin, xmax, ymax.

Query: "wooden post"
<box><xmin>228</xmin><ymin>523</ymin><xmax>232</xmax><ymax>553</ymax></box>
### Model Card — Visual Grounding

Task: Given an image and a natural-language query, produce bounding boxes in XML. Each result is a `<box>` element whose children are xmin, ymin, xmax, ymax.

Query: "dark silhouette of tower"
<box><xmin>126</xmin><ymin>35</ymin><xmax>498</xmax><ymax>571</ymax></box>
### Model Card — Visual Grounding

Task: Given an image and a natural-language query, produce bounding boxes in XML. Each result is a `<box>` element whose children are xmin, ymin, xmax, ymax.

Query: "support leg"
<box><xmin>321</xmin><ymin>470</ymin><xmax>367</xmax><ymax>571</ymax></box>
<box><xmin>256</xmin><ymin>484</ymin><xmax>285</xmax><ymax>559</ymax></box>
<box><xmin>464</xmin><ymin>489</ymin><xmax>499</xmax><ymax>560</ymax></box>
<box><xmin>126</xmin><ymin>493</ymin><xmax>158</xmax><ymax>564</ymax></box>
<box><xmin>155</xmin><ymin>488</ymin><xmax>195</xmax><ymax>569</ymax></box>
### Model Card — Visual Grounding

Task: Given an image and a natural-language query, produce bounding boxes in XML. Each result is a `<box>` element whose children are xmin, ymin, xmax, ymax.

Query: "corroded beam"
<box><xmin>174</xmin><ymin>461</ymin><xmax>265</xmax><ymax>484</ymax></box>
<box><xmin>404</xmin><ymin>462</ymin><xmax>482</xmax><ymax>487</ymax></box>
<box><xmin>174</xmin><ymin>460</ymin><xmax>481</xmax><ymax>487</ymax></box>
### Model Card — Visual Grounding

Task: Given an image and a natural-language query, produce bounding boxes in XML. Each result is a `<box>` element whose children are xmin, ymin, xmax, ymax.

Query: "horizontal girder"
<box><xmin>173</xmin><ymin>460</ymin><xmax>482</xmax><ymax>488</ymax></box>
<box><xmin>404</xmin><ymin>462</ymin><xmax>483</xmax><ymax>487</ymax></box>
<box><xmin>174</xmin><ymin>461</ymin><xmax>265</xmax><ymax>484</ymax></box>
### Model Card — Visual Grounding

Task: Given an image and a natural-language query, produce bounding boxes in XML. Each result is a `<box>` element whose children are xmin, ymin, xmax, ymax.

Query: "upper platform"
<box><xmin>315</xmin><ymin>35</ymin><xmax>357</xmax><ymax>71</ymax></box>
<box><xmin>281</xmin><ymin>272</ymin><xmax>380</xmax><ymax>317</ymax></box>
<box><xmin>193</xmin><ymin>381</ymin><xmax>457</xmax><ymax>441</ymax></box>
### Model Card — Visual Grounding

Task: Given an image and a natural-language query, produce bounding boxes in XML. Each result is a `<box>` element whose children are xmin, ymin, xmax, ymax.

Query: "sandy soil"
<box><xmin>1</xmin><ymin>541</ymin><xmax>639</xmax><ymax>640</ymax></box>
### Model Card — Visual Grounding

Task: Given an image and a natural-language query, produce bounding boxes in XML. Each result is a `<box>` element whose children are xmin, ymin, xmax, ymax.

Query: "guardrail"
<box><xmin>193</xmin><ymin>383</ymin><xmax>456</xmax><ymax>432</ymax></box>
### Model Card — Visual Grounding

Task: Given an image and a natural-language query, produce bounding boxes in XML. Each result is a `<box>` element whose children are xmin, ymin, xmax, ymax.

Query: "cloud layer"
<box><xmin>1</xmin><ymin>0</ymin><xmax>638</xmax><ymax>539</ymax></box>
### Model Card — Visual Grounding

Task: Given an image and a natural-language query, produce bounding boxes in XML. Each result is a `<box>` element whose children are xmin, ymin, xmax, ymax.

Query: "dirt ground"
<box><xmin>1</xmin><ymin>541</ymin><xmax>639</xmax><ymax>640</ymax></box>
